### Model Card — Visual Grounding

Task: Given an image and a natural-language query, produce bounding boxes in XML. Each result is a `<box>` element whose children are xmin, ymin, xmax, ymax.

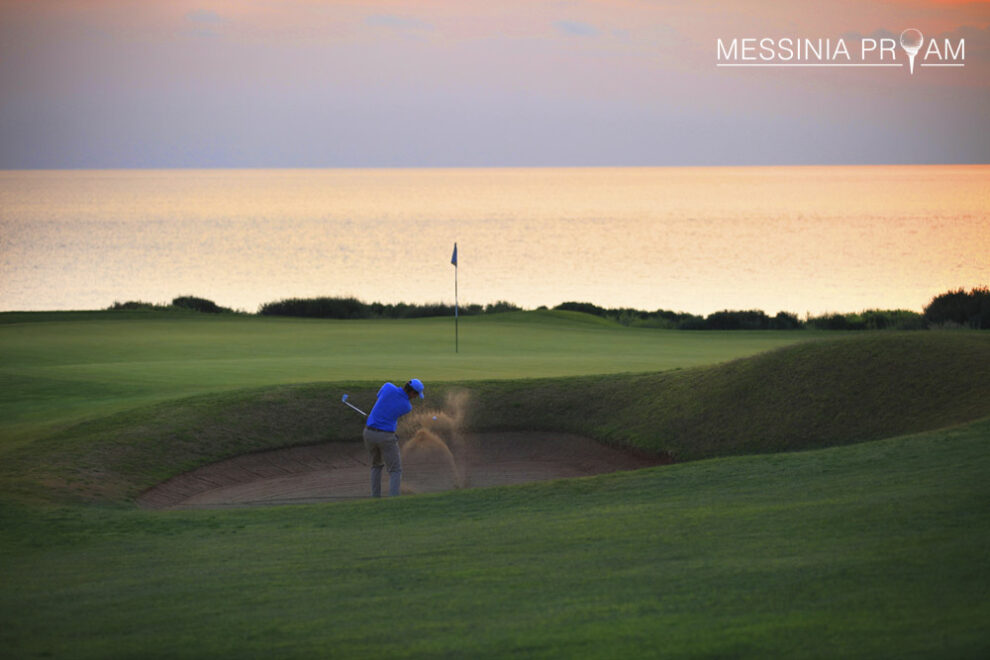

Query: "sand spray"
<box><xmin>399</xmin><ymin>390</ymin><xmax>472</xmax><ymax>488</ymax></box>
<box><xmin>405</xmin><ymin>430</ymin><xmax>463</xmax><ymax>487</ymax></box>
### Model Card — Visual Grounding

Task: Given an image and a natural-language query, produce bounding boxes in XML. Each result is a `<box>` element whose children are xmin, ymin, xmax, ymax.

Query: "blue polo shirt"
<box><xmin>366</xmin><ymin>382</ymin><xmax>412</xmax><ymax>432</ymax></box>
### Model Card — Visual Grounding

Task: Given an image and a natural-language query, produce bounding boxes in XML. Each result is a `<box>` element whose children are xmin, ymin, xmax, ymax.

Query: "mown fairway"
<box><xmin>1</xmin><ymin>311</ymin><xmax>988</xmax><ymax>658</ymax></box>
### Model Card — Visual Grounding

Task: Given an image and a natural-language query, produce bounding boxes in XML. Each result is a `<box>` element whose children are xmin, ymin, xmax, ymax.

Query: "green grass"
<box><xmin>1</xmin><ymin>310</ymin><xmax>988</xmax><ymax>657</ymax></box>
<box><xmin>468</xmin><ymin>331</ymin><xmax>990</xmax><ymax>459</ymax></box>
<box><xmin>1</xmin><ymin>420</ymin><xmax>988</xmax><ymax>658</ymax></box>
<box><xmin>0</xmin><ymin>310</ymin><xmax>815</xmax><ymax>447</ymax></box>
<box><xmin>3</xmin><ymin>328</ymin><xmax>986</xmax><ymax>505</ymax></box>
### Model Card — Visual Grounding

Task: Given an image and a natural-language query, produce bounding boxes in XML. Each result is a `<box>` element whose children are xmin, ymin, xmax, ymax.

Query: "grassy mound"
<box><xmin>4</xmin><ymin>331</ymin><xmax>988</xmax><ymax>504</ymax></box>
<box><xmin>471</xmin><ymin>330</ymin><xmax>990</xmax><ymax>459</ymax></box>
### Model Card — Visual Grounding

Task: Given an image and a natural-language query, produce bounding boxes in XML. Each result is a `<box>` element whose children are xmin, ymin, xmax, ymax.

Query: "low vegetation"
<box><xmin>106</xmin><ymin>286</ymin><xmax>988</xmax><ymax>331</ymax></box>
<box><xmin>923</xmin><ymin>286</ymin><xmax>990</xmax><ymax>329</ymax></box>
<box><xmin>107</xmin><ymin>296</ymin><xmax>235</xmax><ymax>314</ymax></box>
<box><xmin>805</xmin><ymin>309</ymin><xmax>927</xmax><ymax>330</ymax></box>
<box><xmin>258</xmin><ymin>296</ymin><xmax>520</xmax><ymax>319</ymax></box>
<box><xmin>552</xmin><ymin>302</ymin><xmax>805</xmax><ymax>330</ymax></box>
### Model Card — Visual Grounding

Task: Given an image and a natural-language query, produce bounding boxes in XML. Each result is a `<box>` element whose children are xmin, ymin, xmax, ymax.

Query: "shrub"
<box><xmin>924</xmin><ymin>287</ymin><xmax>990</xmax><ymax>329</ymax></box>
<box><xmin>107</xmin><ymin>300</ymin><xmax>166</xmax><ymax>311</ymax></box>
<box><xmin>679</xmin><ymin>310</ymin><xmax>803</xmax><ymax>331</ymax></box>
<box><xmin>770</xmin><ymin>311</ymin><xmax>803</xmax><ymax>330</ymax></box>
<box><xmin>259</xmin><ymin>297</ymin><xmax>509</xmax><ymax>320</ymax></box>
<box><xmin>656</xmin><ymin>310</ymin><xmax>705</xmax><ymax>328</ymax></box>
<box><xmin>807</xmin><ymin>313</ymin><xmax>865</xmax><ymax>331</ymax></box>
<box><xmin>806</xmin><ymin>310</ymin><xmax>926</xmax><ymax>331</ymax></box>
<box><xmin>553</xmin><ymin>303</ymin><xmax>705</xmax><ymax>329</ymax></box>
<box><xmin>171</xmin><ymin>296</ymin><xmax>231</xmax><ymax>314</ymax></box>
<box><xmin>554</xmin><ymin>302</ymin><xmax>607</xmax><ymax>317</ymax></box>
<box><xmin>485</xmin><ymin>301</ymin><xmax>521</xmax><ymax>314</ymax></box>
<box><xmin>860</xmin><ymin>309</ymin><xmax>925</xmax><ymax>331</ymax></box>
<box><xmin>704</xmin><ymin>310</ymin><xmax>772</xmax><ymax>330</ymax></box>
<box><xmin>260</xmin><ymin>297</ymin><xmax>366</xmax><ymax>319</ymax></box>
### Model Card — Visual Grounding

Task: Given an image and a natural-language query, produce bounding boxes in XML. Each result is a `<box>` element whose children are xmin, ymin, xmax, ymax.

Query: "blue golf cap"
<box><xmin>407</xmin><ymin>378</ymin><xmax>425</xmax><ymax>399</ymax></box>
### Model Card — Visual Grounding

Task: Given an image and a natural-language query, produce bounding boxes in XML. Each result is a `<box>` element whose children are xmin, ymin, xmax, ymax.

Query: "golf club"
<box><xmin>341</xmin><ymin>394</ymin><xmax>368</xmax><ymax>417</ymax></box>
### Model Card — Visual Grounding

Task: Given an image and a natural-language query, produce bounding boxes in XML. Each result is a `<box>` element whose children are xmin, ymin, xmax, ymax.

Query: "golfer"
<box><xmin>363</xmin><ymin>379</ymin><xmax>425</xmax><ymax>497</ymax></box>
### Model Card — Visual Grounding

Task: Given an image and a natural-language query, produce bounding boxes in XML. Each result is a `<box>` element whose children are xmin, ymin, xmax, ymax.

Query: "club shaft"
<box><xmin>343</xmin><ymin>400</ymin><xmax>368</xmax><ymax>417</ymax></box>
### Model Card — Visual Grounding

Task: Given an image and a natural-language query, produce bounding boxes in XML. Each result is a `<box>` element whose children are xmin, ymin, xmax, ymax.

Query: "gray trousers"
<box><xmin>362</xmin><ymin>427</ymin><xmax>402</xmax><ymax>497</ymax></box>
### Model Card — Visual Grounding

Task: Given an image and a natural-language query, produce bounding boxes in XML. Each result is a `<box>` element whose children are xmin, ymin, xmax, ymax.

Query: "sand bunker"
<box><xmin>140</xmin><ymin>391</ymin><xmax>663</xmax><ymax>509</ymax></box>
<box><xmin>138</xmin><ymin>432</ymin><xmax>661</xmax><ymax>509</ymax></box>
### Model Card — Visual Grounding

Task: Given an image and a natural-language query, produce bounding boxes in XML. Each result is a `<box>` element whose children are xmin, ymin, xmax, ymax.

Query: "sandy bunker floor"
<box><xmin>138</xmin><ymin>432</ymin><xmax>661</xmax><ymax>509</ymax></box>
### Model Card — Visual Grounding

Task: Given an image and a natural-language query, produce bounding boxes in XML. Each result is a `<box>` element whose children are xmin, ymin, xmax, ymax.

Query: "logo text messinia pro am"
<box><xmin>716</xmin><ymin>30</ymin><xmax>965</xmax><ymax>74</ymax></box>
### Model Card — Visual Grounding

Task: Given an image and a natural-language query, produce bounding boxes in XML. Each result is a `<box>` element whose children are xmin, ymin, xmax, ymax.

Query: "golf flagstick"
<box><xmin>451</xmin><ymin>242</ymin><xmax>458</xmax><ymax>354</ymax></box>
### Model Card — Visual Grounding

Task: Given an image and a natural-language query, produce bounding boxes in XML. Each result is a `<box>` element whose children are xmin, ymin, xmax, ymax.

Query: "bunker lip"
<box><xmin>137</xmin><ymin>432</ymin><xmax>668</xmax><ymax>510</ymax></box>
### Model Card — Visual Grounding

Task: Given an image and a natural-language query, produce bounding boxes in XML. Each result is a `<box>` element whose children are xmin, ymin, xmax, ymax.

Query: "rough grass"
<box><xmin>1</xmin><ymin>420</ymin><xmax>988</xmax><ymax>658</ymax></box>
<box><xmin>3</xmin><ymin>331</ymin><xmax>987</xmax><ymax>505</ymax></box>
<box><xmin>470</xmin><ymin>331</ymin><xmax>990</xmax><ymax>460</ymax></box>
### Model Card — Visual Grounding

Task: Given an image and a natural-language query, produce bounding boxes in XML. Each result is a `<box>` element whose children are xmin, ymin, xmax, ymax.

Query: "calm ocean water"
<box><xmin>0</xmin><ymin>166</ymin><xmax>987</xmax><ymax>315</ymax></box>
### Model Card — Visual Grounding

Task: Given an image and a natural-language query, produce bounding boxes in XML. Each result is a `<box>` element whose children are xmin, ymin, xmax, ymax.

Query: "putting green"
<box><xmin>0</xmin><ymin>310</ymin><xmax>818</xmax><ymax>447</ymax></box>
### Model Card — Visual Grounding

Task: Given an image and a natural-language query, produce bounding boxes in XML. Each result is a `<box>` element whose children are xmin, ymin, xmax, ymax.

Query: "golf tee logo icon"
<box><xmin>900</xmin><ymin>29</ymin><xmax>923</xmax><ymax>74</ymax></box>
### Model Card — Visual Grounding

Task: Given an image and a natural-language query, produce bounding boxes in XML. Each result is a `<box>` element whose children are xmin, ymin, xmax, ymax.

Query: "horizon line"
<box><xmin>2</xmin><ymin>162</ymin><xmax>988</xmax><ymax>173</ymax></box>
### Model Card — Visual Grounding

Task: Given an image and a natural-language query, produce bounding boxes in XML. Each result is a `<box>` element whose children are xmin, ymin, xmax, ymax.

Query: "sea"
<box><xmin>0</xmin><ymin>166</ymin><xmax>987</xmax><ymax>316</ymax></box>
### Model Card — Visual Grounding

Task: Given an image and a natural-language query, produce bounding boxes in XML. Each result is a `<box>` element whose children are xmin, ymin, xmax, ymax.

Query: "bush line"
<box><xmin>257</xmin><ymin>297</ymin><xmax>521</xmax><ymax>319</ymax></box>
<box><xmin>104</xmin><ymin>287</ymin><xmax>990</xmax><ymax>330</ymax></box>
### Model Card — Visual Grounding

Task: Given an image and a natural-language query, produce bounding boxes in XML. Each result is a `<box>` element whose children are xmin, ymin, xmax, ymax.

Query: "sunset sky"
<box><xmin>1</xmin><ymin>0</ymin><xmax>987</xmax><ymax>168</ymax></box>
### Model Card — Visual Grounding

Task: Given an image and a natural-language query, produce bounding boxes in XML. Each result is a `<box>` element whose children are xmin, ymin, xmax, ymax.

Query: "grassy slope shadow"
<box><xmin>3</xmin><ymin>332</ymin><xmax>989</xmax><ymax>504</ymax></box>
<box><xmin>471</xmin><ymin>332</ymin><xmax>990</xmax><ymax>460</ymax></box>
